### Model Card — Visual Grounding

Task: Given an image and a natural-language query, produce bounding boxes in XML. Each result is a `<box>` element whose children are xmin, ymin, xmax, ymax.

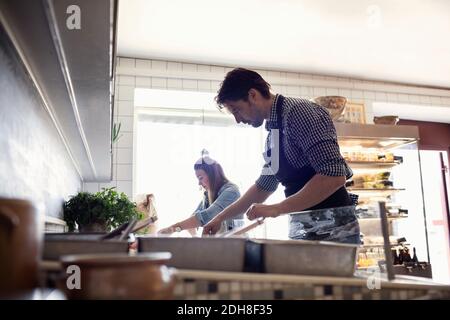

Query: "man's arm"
<box><xmin>202</xmin><ymin>184</ymin><xmax>273</xmax><ymax>235</ymax></box>
<box><xmin>246</xmin><ymin>174</ymin><xmax>345</xmax><ymax>219</ymax></box>
<box><xmin>279</xmin><ymin>174</ymin><xmax>345</xmax><ymax>213</ymax></box>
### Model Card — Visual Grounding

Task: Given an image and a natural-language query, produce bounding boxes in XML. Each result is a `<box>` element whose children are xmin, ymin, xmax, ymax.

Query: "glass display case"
<box><xmin>335</xmin><ymin>123</ymin><xmax>432</xmax><ymax>278</ymax></box>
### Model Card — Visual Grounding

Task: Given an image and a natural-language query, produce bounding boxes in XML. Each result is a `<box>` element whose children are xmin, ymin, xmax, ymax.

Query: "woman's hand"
<box><xmin>246</xmin><ymin>203</ymin><xmax>282</xmax><ymax>220</ymax></box>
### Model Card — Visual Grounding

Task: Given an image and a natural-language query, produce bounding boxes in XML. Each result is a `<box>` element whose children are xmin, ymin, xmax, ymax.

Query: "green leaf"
<box><xmin>63</xmin><ymin>187</ymin><xmax>141</xmax><ymax>232</ymax></box>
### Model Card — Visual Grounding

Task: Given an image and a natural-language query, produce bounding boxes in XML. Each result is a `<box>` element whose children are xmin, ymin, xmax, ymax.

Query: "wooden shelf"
<box><xmin>347</xmin><ymin>161</ymin><xmax>401</xmax><ymax>169</ymax></box>
<box><xmin>356</xmin><ymin>266</ymin><xmax>379</xmax><ymax>270</ymax></box>
<box><xmin>335</xmin><ymin>123</ymin><xmax>419</xmax><ymax>150</ymax></box>
<box><xmin>347</xmin><ymin>187</ymin><xmax>405</xmax><ymax>196</ymax></box>
<box><xmin>358</xmin><ymin>216</ymin><xmax>408</xmax><ymax>221</ymax></box>
<box><xmin>362</xmin><ymin>244</ymin><xmax>399</xmax><ymax>248</ymax></box>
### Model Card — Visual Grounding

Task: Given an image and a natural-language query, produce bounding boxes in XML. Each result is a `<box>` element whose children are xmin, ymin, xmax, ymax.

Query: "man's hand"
<box><xmin>202</xmin><ymin>217</ymin><xmax>223</xmax><ymax>236</ymax></box>
<box><xmin>246</xmin><ymin>203</ymin><xmax>282</xmax><ymax>220</ymax></box>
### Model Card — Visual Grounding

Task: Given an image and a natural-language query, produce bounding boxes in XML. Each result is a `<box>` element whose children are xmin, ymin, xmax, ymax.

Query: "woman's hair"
<box><xmin>194</xmin><ymin>155</ymin><xmax>229</xmax><ymax>205</ymax></box>
<box><xmin>215</xmin><ymin>68</ymin><xmax>271</xmax><ymax>108</ymax></box>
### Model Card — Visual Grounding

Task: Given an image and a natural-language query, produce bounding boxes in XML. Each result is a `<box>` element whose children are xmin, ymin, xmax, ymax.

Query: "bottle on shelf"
<box><xmin>391</xmin><ymin>248</ymin><xmax>400</xmax><ymax>265</ymax></box>
<box><xmin>398</xmin><ymin>248</ymin><xmax>404</xmax><ymax>265</ymax></box>
<box><xmin>412</xmin><ymin>247</ymin><xmax>419</xmax><ymax>263</ymax></box>
<box><xmin>403</xmin><ymin>247</ymin><xmax>412</xmax><ymax>263</ymax></box>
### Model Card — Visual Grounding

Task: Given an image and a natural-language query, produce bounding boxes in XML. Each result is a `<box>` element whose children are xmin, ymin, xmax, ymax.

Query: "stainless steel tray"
<box><xmin>252</xmin><ymin>239</ymin><xmax>358</xmax><ymax>277</ymax></box>
<box><xmin>44</xmin><ymin>233</ymin><xmax>129</xmax><ymax>260</ymax></box>
<box><xmin>138</xmin><ymin>236</ymin><xmax>247</xmax><ymax>272</ymax></box>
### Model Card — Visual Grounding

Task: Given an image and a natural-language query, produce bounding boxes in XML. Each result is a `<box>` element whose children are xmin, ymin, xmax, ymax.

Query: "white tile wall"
<box><xmin>198</xmin><ymin>80</ymin><xmax>212</xmax><ymax>91</ymax></box>
<box><xmin>375</xmin><ymin>92</ymin><xmax>387</xmax><ymax>101</ymax></box>
<box><xmin>117</xmin><ymin>101</ymin><xmax>134</xmax><ymax>116</ymax></box>
<box><xmin>116</xmin><ymin>164</ymin><xmax>133</xmax><ymax>181</ymax></box>
<box><xmin>409</xmin><ymin>94</ymin><xmax>422</xmax><ymax>104</ymax></box>
<box><xmin>83</xmin><ymin>182</ymin><xmax>99</xmax><ymax>193</ymax></box>
<box><xmin>313</xmin><ymin>87</ymin><xmax>327</xmax><ymax>97</ymax></box>
<box><xmin>268</xmin><ymin>70</ymin><xmax>281</xmax><ymax>78</ymax></box>
<box><xmin>119</xmin><ymin>57</ymin><xmax>135</xmax><ymax>68</ymax></box>
<box><xmin>211</xmin><ymin>81</ymin><xmax>221</xmax><ymax>91</ymax></box>
<box><xmin>225</xmin><ymin>67</ymin><xmax>235</xmax><ymax>74</ymax></box>
<box><xmin>167</xmin><ymin>61</ymin><xmax>182</xmax><ymax>71</ymax></box>
<box><xmin>326</xmin><ymin>88</ymin><xmax>339</xmax><ymax>96</ymax></box>
<box><xmin>116</xmin><ymin>148</ymin><xmax>133</xmax><ymax>164</ymax></box>
<box><xmin>351</xmin><ymin>90</ymin><xmax>364</xmax><ymax>99</ymax></box>
<box><xmin>117</xmin><ymin>181</ymin><xmax>133</xmax><ymax>198</ymax></box>
<box><xmin>363</xmin><ymin>91</ymin><xmax>376</xmax><ymax>100</ymax></box>
<box><xmin>118</xmin><ymin>116</ymin><xmax>133</xmax><ymax>132</ymax></box>
<box><xmin>419</xmin><ymin>95</ymin><xmax>432</xmax><ymax>104</ymax></box>
<box><xmin>286</xmin><ymin>85</ymin><xmax>300</xmax><ymax>96</ymax></box>
<box><xmin>272</xmin><ymin>85</ymin><xmax>286</xmax><ymax>95</ymax></box>
<box><xmin>118</xmin><ymin>86</ymin><xmax>134</xmax><ymax>101</ymax></box>
<box><xmin>168</xmin><ymin>78</ymin><xmax>183</xmax><ymax>89</ymax></box>
<box><xmin>99</xmin><ymin>182</ymin><xmax>117</xmax><ymax>190</ymax></box>
<box><xmin>339</xmin><ymin>88</ymin><xmax>352</xmax><ymax>99</ymax></box>
<box><xmin>136</xmin><ymin>76</ymin><xmax>151</xmax><ymax>87</ymax></box>
<box><xmin>313</xmin><ymin>74</ymin><xmax>326</xmax><ymax>80</ymax></box>
<box><xmin>431</xmin><ymin>96</ymin><xmax>442</xmax><ymax>105</ymax></box>
<box><xmin>135</xmin><ymin>59</ymin><xmax>151</xmax><ymax>69</ymax></box>
<box><xmin>118</xmin><ymin>75</ymin><xmax>135</xmax><ymax>86</ymax></box>
<box><xmin>398</xmin><ymin>93</ymin><xmax>409</xmax><ymax>103</ymax></box>
<box><xmin>387</xmin><ymin>92</ymin><xmax>398</xmax><ymax>102</ymax></box>
<box><xmin>301</xmin><ymin>86</ymin><xmax>312</xmax><ymax>97</ymax></box>
<box><xmin>151</xmin><ymin>77</ymin><xmax>168</xmax><ymax>88</ymax></box>
<box><xmin>117</xmin><ymin>132</ymin><xmax>133</xmax><ymax>148</ymax></box>
<box><xmin>442</xmin><ymin>97</ymin><xmax>450</xmax><ymax>106</ymax></box>
<box><xmin>211</xmin><ymin>66</ymin><xmax>225</xmax><ymax>75</ymax></box>
<box><xmin>299</xmin><ymin>73</ymin><xmax>313</xmax><ymax>80</ymax></box>
<box><xmin>112</xmin><ymin>147</ymin><xmax>118</xmax><ymax>163</ymax></box>
<box><xmin>151</xmin><ymin>60</ymin><xmax>167</xmax><ymax>70</ymax></box>
<box><xmin>182</xmin><ymin>63</ymin><xmax>197</xmax><ymax>72</ymax></box>
<box><xmin>182</xmin><ymin>79</ymin><xmax>198</xmax><ymax>90</ymax></box>
<box><xmin>197</xmin><ymin>64</ymin><xmax>211</xmax><ymax>73</ymax></box>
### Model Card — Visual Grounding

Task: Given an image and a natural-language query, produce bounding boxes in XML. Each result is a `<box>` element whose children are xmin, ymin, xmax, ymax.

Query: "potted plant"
<box><xmin>63</xmin><ymin>187</ymin><xmax>142</xmax><ymax>232</ymax></box>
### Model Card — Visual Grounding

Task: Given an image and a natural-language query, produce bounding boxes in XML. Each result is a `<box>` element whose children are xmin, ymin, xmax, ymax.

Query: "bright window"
<box><xmin>134</xmin><ymin>88</ymin><xmax>288</xmax><ymax>238</ymax></box>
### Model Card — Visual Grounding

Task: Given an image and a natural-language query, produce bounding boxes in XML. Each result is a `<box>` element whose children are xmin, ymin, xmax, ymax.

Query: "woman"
<box><xmin>159</xmin><ymin>154</ymin><xmax>242</xmax><ymax>235</ymax></box>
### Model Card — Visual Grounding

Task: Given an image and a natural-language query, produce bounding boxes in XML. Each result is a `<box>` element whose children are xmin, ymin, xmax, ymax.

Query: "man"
<box><xmin>202</xmin><ymin>68</ymin><xmax>360</xmax><ymax>244</ymax></box>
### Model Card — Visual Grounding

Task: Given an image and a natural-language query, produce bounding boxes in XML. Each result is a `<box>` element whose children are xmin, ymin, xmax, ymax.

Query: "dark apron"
<box><xmin>265</xmin><ymin>95</ymin><xmax>360</xmax><ymax>243</ymax></box>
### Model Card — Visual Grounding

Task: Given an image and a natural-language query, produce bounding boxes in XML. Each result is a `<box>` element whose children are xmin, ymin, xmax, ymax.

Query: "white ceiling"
<box><xmin>117</xmin><ymin>0</ymin><xmax>450</xmax><ymax>89</ymax></box>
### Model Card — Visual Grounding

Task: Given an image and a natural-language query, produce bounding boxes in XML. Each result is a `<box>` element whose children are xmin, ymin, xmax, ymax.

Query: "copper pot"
<box><xmin>59</xmin><ymin>252</ymin><xmax>176</xmax><ymax>299</ymax></box>
<box><xmin>0</xmin><ymin>198</ymin><xmax>42</xmax><ymax>295</ymax></box>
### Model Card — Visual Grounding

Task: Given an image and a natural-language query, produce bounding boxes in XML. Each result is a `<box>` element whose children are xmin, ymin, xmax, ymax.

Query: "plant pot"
<box><xmin>79</xmin><ymin>222</ymin><xmax>108</xmax><ymax>233</ymax></box>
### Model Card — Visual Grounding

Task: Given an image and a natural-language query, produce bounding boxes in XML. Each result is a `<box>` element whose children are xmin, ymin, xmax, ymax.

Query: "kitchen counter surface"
<box><xmin>173</xmin><ymin>269</ymin><xmax>450</xmax><ymax>300</ymax></box>
<box><xmin>175</xmin><ymin>269</ymin><xmax>450</xmax><ymax>291</ymax></box>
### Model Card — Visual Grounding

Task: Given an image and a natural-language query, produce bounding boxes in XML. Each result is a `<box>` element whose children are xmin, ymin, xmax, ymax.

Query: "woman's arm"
<box><xmin>159</xmin><ymin>199</ymin><xmax>205</xmax><ymax>234</ymax></box>
<box><xmin>194</xmin><ymin>185</ymin><xmax>241</xmax><ymax>226</ymax></box>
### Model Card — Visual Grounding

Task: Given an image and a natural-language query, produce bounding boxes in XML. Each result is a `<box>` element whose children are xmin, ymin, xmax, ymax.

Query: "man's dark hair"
<box><xmin>215</xmin><ymin>68</ymin><xmax>271</xmax><ymax>108</ymax></box>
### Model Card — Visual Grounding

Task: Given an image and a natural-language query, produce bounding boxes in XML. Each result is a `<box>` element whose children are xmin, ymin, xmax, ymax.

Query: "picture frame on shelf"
<box><xmin>343</xmin><ymin>102</ymin><xmax>366</xmax><ymax>124</ymax></box>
